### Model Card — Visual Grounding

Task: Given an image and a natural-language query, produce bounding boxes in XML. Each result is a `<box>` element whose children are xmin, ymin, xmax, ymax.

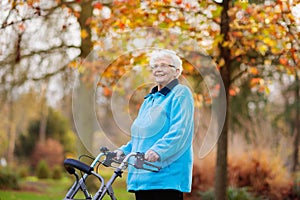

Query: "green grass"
<box><xmin>0</xmin><ymin>176</ymin><xmax>70</xmax><ymax>200</ymax></box>
<box><xmin>0</xmin><ymin>169</ymin><xmax>134</xmax><ymax>200</ymax></box>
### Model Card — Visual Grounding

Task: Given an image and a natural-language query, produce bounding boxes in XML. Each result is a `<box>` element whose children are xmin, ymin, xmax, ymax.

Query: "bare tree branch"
<box><xmin>30</xmin><ymin>65</ymin><xmax>68</xmax><ymax>82</ymax></box>
<box><xmin>0</xmin><ymin>0</ymin><xmax>78</xmax><ymax>30</ymax></box>
<box><xmin>0</xmin><ymin>44</ymin><xmax>79</xmax><ymax>66</ymax></box>
<box><xmin>231</xmin><ymin>68</ymin><xmax>247</xmax><ymax>84</ymax></box>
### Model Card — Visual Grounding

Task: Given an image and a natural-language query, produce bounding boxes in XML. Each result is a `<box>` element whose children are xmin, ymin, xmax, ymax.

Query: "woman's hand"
<box><xmin>145</xmin><ymin>150</ymin><xmax>160</xmax><ymax>162</ymax></box>
<box><xmin>114</xmin><ymin>149</ymin><xmax>124</xmax><ymax>160</ymax></box>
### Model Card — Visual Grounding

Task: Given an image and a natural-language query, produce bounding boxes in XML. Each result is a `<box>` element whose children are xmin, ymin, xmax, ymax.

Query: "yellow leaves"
<box><xmin>183</xmin><ymin>63</ymin><xmax>195</xmax><ymax>74</ymax></box>
<box><xmin>265</xmin><ymin>87</ymin><xmax>270</xmax><ymax>95</ymax></box>
<box><xmin>193</xmin><ymin>93</ymin><xmax>203</xmax><ymax>108</ymax></box>
<box><xmin>270</xmin><ymin>46</ymin><xmax>282</xmax><ymax>54</ymax></box>
<box><xmin>232</xmin><ymin>48</ymin><xmax>245</xmax><ymax>58</ymax></box>
<box><xmin>222</xmin><ymin>41</ymin><xmax>233</xmax><ymax>48</ymax></box>
<box><xmin>218</xmin><ymin>58</ymin><xmax>225</xmax><ymax>68</ymax></box>
<box><xmin>212</xmin><ymin>6</ymin><xmax>223</xmax><ymax>18</ymax></box>
<box><xmin>152</xmin><ymin>1</ymin><xmax>165</xmax><ymax>7</ymax></box>
<box><xmin>77</xmin><ymin>65</ymin><xmax>86</xmax><ymax>74</ymax></box>
<box><xmin>234</xmin><ymin>0</ymin><xmax>249</xmax><ymax>10</ymax></box>
<box><xmin>68</xmin><ymin>61</ymin><xmax>78</xmax><ymax>69</ymax></box>
<box><xmin>212</xmin><ymin>34</ymin><xmax>224</xmax><ymax>49</ymax></box>
<box><xmin>257</xmin><ymin>43</ymin><xmax>268</xmax><ymax>56</ymax></box>
<box><xmin>68</xmin><ymin>59</ymin><xmax>85</xmax><ymax>73</ymax></box>
<box><xmin>251</xmin><ymin>26</ymin><xmax>258</xmax><ymax>33</ymax></box>
<box><xmin>263</xmin><ymin>37</ymin><xmax>276</xmax><ymax>47</ymax></box>
<box><xmin>264</xmin><ymin>59</ymin><xmax>272</xmax><ymax>66</ymax></box>
<box><xmin>80</xmin><ymin>29</ymin><xmax>89</xmax><ymax>39</ymax></box>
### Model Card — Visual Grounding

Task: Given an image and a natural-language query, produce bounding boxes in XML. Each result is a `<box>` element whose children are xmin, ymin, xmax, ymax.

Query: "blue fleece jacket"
<box><xmin>119</xmin><ymin>79</ymin><xmax>194</xmax><ymax>192</ymax></box>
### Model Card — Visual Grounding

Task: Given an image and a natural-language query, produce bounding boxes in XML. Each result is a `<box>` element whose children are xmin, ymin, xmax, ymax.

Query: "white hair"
<box><xmin>149</xmin><ymin>49</ymin><xmax>183</xmax><ymax>77</ymax></box>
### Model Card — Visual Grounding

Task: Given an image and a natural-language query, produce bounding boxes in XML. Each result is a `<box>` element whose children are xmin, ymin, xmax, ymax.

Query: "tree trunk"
<box><xmin>74</xmin><ymin>2</ymin><xmax>95</xmax><ymax>154</ymax></box>
<box><xmin>215</xmin><ymin>0</ymin><xmax>231</xmax><ymax>199</ymax></box>
<box><xmin>7</xmin><ymin>95</ymin><xmax>16</xmax><ymax>165</ymax></box>
<box><xmin>292</xmin><ymin>72</ymin><xmax>300</xmax><ymax>172</ymax></box>
<box><xmin>6</xmin><ymin>33</ymin><xmax>22</xmax><ymax>165</ymax></box>
<box><xmin>39</xmin><ymin>82</ymin><xmax>48</xmax><ymax>144</ymax></box>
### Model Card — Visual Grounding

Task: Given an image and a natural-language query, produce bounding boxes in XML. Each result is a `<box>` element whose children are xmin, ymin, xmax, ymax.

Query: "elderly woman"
<box><xmin>116</xmin><ymin>49</ymin><xmax>194</xmax><ymax>200</ymax></box>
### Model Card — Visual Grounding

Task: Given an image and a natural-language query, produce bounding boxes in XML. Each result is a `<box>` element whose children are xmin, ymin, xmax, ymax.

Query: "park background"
<box><xmin>1</xmin><ymin>0</ymin><xmax>300</xmax><ymax>199</ymax></box>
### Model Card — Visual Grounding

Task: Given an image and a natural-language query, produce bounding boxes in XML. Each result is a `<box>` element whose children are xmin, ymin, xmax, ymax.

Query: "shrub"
<box><xmin>0</xmin><ymin>169</ymin><xmax>20</xmax><ymax>190</ymax></box>
<box><xmin>186</xmin><ymin>187</ymin><xmax>258</xmax><ymax>200</ymax></box>
<box><xmin>199</xmin><ymin>189</ymin><xmax>214</xmax><ymax>200</ymax></box>
<box><xmin>36</xmin><ymin>160</ymin><xmax>50</xmax><ymax>179</ymax></box>
<box><xmin>190</xmin><ymin>149</ymin><xmax>292</xmax><ymax>199</ymax></box>
<box><xmin>227</xmin><ymin>187</ymin><xmax>257</xmax><ymax>200</ymax></box>
<box><xmin>52</xmin><ymin>165</ymin><xmax>62</xmax><ymax>180</ymax></box>
<box><xmin>30</xmin><ymin>138</ymin><xmax>64</xmax><ymax>169</ymax></box>
<box><xmin>228</xmin><ymin>150</ymin><xmax>292</xmax><ymax>199</ymax></box>
<box><xmin>17</xmin><ymin>165</ymin><xmax>30</xmax><ymax>178</ymax></box>
<box><xmin>287</xmin><ymin>175</ymin><xmax>300</xmax><ymax>199</ymax></box>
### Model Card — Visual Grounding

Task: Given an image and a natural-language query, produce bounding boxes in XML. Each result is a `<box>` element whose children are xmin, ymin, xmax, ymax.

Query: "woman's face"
<box><xmin>151</xmin><ymin>57</ymin><xmax>179</xmax><ymax>88</ymax></box>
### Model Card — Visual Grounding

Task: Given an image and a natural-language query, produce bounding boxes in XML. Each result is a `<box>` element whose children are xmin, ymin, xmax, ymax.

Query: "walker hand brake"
<box><xmin>102</xmin><ymin>151</ymin><xmax>118</xmax><ymax>167</ymax></box>
<box><xmin>134</xmin><ymin>152</ymin><xmax>161</xmax><ymax>172</ymax></box>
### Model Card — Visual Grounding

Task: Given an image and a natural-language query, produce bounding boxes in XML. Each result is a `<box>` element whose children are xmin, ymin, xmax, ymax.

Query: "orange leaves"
<box><xmin>229</xmin><ymin>86</ymin><xmax>240</xmax><ymax>96</ymax></box>
<box><xmin>175</xmin><ymin>0</ymin><xmax>182</xmax><ymax>5</ymax></box>
<box><xmin>24</xmin><ymin>0</ymin><xmax>39</xmax><ymax>6</ymax></box>
<box><xmin>93</xmin><ymin>2</ymin><xmax>103</xmax><ymax>10</ymax></box>
<box><xmin>182</xmin><ymin>62</ymin><xmax>195</xmax><ymax>75</ymax></box>
<box><xmin>103</xmin><ymin>87</ymin><xmax>112</xmax><ymax>97</ymax></box>
<box><xmin>162</xmin><ymin>0</ymin><xmax>172</xmax><ymax>3</ymax></box>
<box><xmin>117</xmin><ymin>21</ymin><xmax>126</xmax><ymax>30</ymax></box>
<box><xmin>250</xmin><ymin>77</ymin><xmax>262</xmax><ymax>87</ymax></box>
<box><xmin>68</xmin><ymin>60</ymin><xmax>79</xmax><ymax>69</ymax></box>
<box><xmin>228</xmin><ymin>1</ymin><xmax>297</xmax><ymax>72</ymax></box>
<box><xmin>73</xmin><ymin>0</ymin><xmax>299</xmax><ymax>102</ymax></box>
<box><xmin>229</xmin><ymin>88</ymin><xmax>236</xmax><ymax>96</ymax></box>
<box><xmin>249</xmin><ymin>67</ymin><xmax>259</xmax><ymax>75</ymax></box>
<box><xmin>232</xmin><ymin>31</ymin><xmax>243</xmax><ymax>38</ymax></box>
<box><xmin>279</xmin><ymin>57</ymin><xmax>288</xmax><ymax>65</ymax></box>
<box><xmin>250</xmin><ymin>77</ymin><xmax>270</xmax><ymax>95</ymax></box>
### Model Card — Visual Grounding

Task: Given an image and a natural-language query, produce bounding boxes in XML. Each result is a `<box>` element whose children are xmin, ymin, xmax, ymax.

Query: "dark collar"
<box><xmin>147</xmin><ymin>79</ymin><xmax>179</xmax><ymax>97</ymax></box>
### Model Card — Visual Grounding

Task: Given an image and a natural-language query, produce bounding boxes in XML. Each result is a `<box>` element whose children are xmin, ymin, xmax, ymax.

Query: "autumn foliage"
<box><xmin>189</xmin><ymin>149</ymin><xmax>293</xmax><ymax>199</ymax></box>
<box><xmin>228</xmin><ymin>150</ymin><xmax>292</xmax><ymax>199</ymax></box>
